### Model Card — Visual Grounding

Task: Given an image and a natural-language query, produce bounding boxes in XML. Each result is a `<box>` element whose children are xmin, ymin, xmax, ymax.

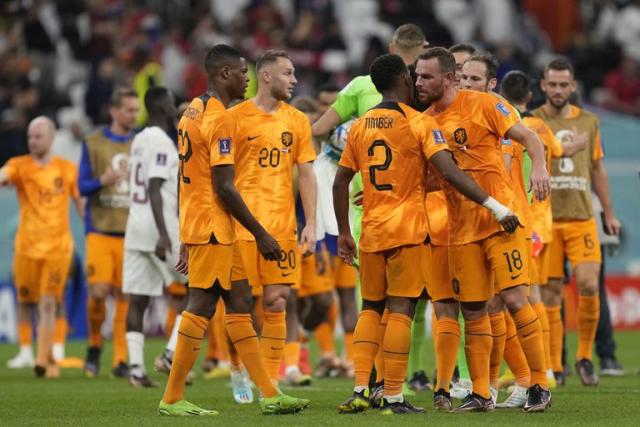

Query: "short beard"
<box><xmin>548</xmin><ymin>96</ymin><xmax>569</xmax><ymax>109</ymax></box>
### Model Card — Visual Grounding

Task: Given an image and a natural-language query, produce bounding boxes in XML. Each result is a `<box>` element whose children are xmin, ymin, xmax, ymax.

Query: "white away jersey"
<box><xmin>125</xmin><ymin>126</ymin><xmax>179</xmax><ymax>251</ymax></box>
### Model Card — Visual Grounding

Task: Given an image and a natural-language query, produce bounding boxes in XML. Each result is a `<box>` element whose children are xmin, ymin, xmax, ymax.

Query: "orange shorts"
<box><xmin>237</xmin><ymin>240</ymin><xmax>299</xmax><ymax>287</ymax></box>
<box><xmin>298</xmin><ymin>253</ymin><xmax>333</xmax><ymax>298</ymax></box>
<box><xmin>188</xmin><ymin>243</ymin><xmax>246</xmax><ymax>291</ymax></box>
<box><xmin>359</xmin><ymin>244</ymin><xmax>430</xmax><ymax>302</ymax></box>
<box><xmin>548</xmin><ymin>219</ymin><xmax>601</xmax><ymax>279</ymax></box>
<box><xmin>331</xmin><ymin>255</ymin><xmax>357</xmax><ymax>288</ymax></box>
<box><xmin>86</xmin><ymin>233</ymin><xmax>124</xmax><ymax>287</ymax></box>
<box><xmin>427</xmin><ymin>244</ymin><xmax>454</xmax><ymax>302</ymax></box>
<box><xmin>13</xmin><ymin>253</ymin><xmax>72</xmax><ymax>303</ymax></box>
<box><xmin>166</xmin><ymin>281</ymin><xmax>187</xmax><ymax>296</ymax></box>
<box><xmin>531</xmin><ymin>243</ymin><xmax>551</xmax><ymax>285</ymax></box>
<box><xmin>449</xmin><ymin>227</ymin><xmax>530</xmax><ymax>303</ymax></box>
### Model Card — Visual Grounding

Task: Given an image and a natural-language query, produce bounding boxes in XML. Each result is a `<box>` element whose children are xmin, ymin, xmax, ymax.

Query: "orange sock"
<box><xmin>162</xmin><ymin>311</ymin><xmax>208</xmax><ymax>403</ymax></box>
<box><xmin>252</xmin><ymin>296</ymin><xmax>264</xmax><ymax>334</ymax></box>
<box><xmin>165</xmin><ymin>306</ymin><xmax>178</xmax><ymax>339</ymax></box>
<box><xmin>226</xmin><ymin>328</ymin><xmax>241</xmax><ymax>370</ymax></box>
<box><xmin>464</xmin><ymin>315</ymin><xmax>492</xmax><ymax>399</ymax></box>
<box><xmin>18</xmin><ymin>321</ymin><xmax>32</xmax><ymax>346</ymax></box>
<box><xmin>353</xmin><ymin>309</ymin><xmax>382</xmax><ymax>388</ymax></box>
<box><xmin>435</xmin><ymin>317</ymin><xmax>461</xmax><ymax>392</ymax></box>
<box><xmin>512</xmin><ymin>304</ymin><xmax>547</xmax><ymax>388</ymax></box>
<box><xmin>533</xmin><ymin>303</ymin><xmax>551</xmax><ymax>371</ymax></box>
<box><xmin>374</xmin><ymin>309</ymin><xmax>389</xmax><ymax>383</ymax></box>
<box><xmin>577</xmin><ymin>295</ymin><xmax>599</xmax><ymax>361</ymax></box>
<box><xmin>504</xmin><ymin>312</ymin><xmax>530</xmax><ymax>387</ymax></box>
<box><xmin>53</xmin><ymin>317</ymin><xmax>67</xmax><ymax>345</ymax></box>
<box><xmin>284</xmin><ymin>341</ymin><xmax>301</xmax><ymax>368</ymax></box>
<box><xmin>86</xmin><ymin>297</ymin><xmax>105</xmax><ymax>348</ymax></box>
<box><xmin>206</xmin><ymin>313</ymin><xmax>218</xmax><ymax>360</ymax></box>
<box><xmin>260</xmin><ymin>311</ymin><xmax>286</xmax><ymax>380</ymax></box>
<box><xmin>344</xmin><ymin>332</ymin><xmax>354</xmax><ymax>363</ymax></box>
<box><xmin>112</xmin><ymin>299</ymin><xmax>128</xmax><ymax>367</ymax></box>
<box><xmin>225</xmin><ymin>313</ymin><xmax>278</xmax><ymax>398</ymax></box>
<box><xmin>213</xmin><ymin>301</ymin><xmax>229</xmax><ymax>364</ymax></box>
<box><xmin>382</xmin><ymin>313</ymin><xmax>412</xmax><ymax>397</ymax></box>
<box><xmin>314</xmin><ymin>322</ymin><xmax>335</xmax><ymax>357</ymax></box>
<box><xmin>489</xmin><ymin>312</ymin><xmax>507</xmax><ymax>389</ymax></box>
<box><xmin>545</xmin><ymin>305</ymin><xmax>563</xmax><ymax>372</ymax></box>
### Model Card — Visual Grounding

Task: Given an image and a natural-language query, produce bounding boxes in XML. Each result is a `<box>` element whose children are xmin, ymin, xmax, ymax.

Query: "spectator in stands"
<box><xmin>600</xmin><ymin>54</ymin><xmax>640</xmax><ymax>116</ymax></box>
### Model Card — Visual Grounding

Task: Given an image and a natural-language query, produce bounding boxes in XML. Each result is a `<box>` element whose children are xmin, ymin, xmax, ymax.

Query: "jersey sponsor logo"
<box><xmin>281</xmin><ymin>131</ymin><xmax>293</xmax><ymax>148</ymax></box>
<box><xmin>432</xmin><ymin>129</ymin><xmax>446</xmax><ymax>144</ymax></box>
<box><xmin>156</xmin><ymin>153</ymin><xmax>167</xmax><ymax>165</ymax></box>
<box><xmin>219</xmin><ymin>138</ymin><xmax>231</xmax><ymax>154</ymax></box>
<box><xmin>496</xmin><ymin>102</ymin><xmax>510</xmax><ymax>117</ymax></box>
<box><xmin>453</xmin><ymin>128</ymin><xmax>467</xmax><ymax>145</ymax></box>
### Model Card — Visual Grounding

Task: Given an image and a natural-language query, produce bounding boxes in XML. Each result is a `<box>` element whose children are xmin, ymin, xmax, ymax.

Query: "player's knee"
<box><xmin>185</xmin><ymin>294</ymin><xmax>216</xmax><ymax>319</ymax></box>
<box><xmin>361</xmin><ymin>298</ymin><xmax>385</xmax><ymax>315</ymax></box>
<box><xmin>38</xmin><ymin>296</ymin><xmax>56</xmax><ymax>314</ymax></box>
<box><xmin>434</xmin><ymin>300</ymin><xmax>458</xmax><ymax>320</ymax></box>
<box><xmin>263</xmin><ymin>285</ymin><xmax>290</xmax><ymax>313</ymax></box>
<box><xmin>387</xmin><ymin>296</ymin><xmax>417</xmax><ymax>317</ymax></box>
<box><xmin>460</xmin><ymin>301</ymin><xmax>487</xmax><ymax>320</ymax></box>
<box><xmin>577</xmin><ymin>278</ymin><xmax>598</xmax><ymax>296</ymax></box>
<box><xmin>501</xmin><ymin>286</ymin><xmax>528</xmax><ymax>313</ymax></box>
<box><xmin>90</xmin><ymin>284</ymin><xmax>110</xmax><ymax>299</ymax></box>
<box><xmin>487</xmin><ymin>296</ymin><xmax>504</xmax><ymax>313</ymax></box>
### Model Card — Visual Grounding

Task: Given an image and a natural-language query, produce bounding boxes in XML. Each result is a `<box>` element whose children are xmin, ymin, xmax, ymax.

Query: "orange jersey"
<box><xmin>501</xmin><ymin>138</ymin><xmax>534</xmax><ymax>235</ymax></box>
<box><xmin>523</xmin><ymin>114</ymin><xmax>563</xmax><ymax>243</ymax></box>
<box><xmin>426</xmin><ymin>189</ymin><xmax>448</xmax><ymax>246</ymax></box>
<box><xmin>426</xmin><ymin>90</ymin><xmax>523</xmax><ymax>245</ymax></box>
<box><xmin>5</xmin><ymin>155</ymin><xmax>78</xmax><ymax>258</ymax></box>
<box><xmin>339</xmin><ymin>101</ymin><xmax>447</xmax><ymax>252</ymax></box>
<box><xmin>229</xmin><ymin>99</ymin><xmax>316</xmax><ymax>241</ymax></box>
<box><xmin>177</xmin><ymin>94</ymin><xmax>236</xmax><ymax>245</ymax></box>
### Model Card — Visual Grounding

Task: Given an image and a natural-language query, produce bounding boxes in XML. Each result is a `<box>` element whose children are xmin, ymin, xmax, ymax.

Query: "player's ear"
<box><xmin>488</xmin><ymin>78</ymin><xmax>497</xmax><ymax>91</ymax></box>
<box><xmin>526</xmin><ymin>91</ymin><xmax>533</xmax><ymax>103</ymax></box>
<box><xmin>220</xmin><ymin>64</ymin><xmax>230</xmax><ymax>80</ymax></box>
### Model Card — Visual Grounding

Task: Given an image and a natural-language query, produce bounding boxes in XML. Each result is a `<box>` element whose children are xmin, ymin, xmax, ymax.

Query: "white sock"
<box><xmin>547</xmin><ymin>368</ymin><xmax>554</xmax><ymax>379</ymax></box>
<box><xmin>126</xmin><ymin>331</ymin><xmax>145</xmax><ymax>374</ymax></box>
<box><xmin>285</xmin><ymin>365</ymin><xmax>300</xmax><ymax>376</ymax></box>
<box><xmin>354</xmin><ymin>385</ymin><xmax>367</xmax><ymax>393</ymax></box>
<box><xmin>20</xmin><ymin>345</ymin><xmax>34</xmax><ymax>358</ymax></box>
<box><xmin>384</xmin><ymin>393</ymin><xmax>404</xmax><ymax>403</ymax></box>
<box><xmin>166</xmin><ymin>314</ymin><xmax>182</xmax><ymax>353</ymax></box>
<box><xmin>52</xmin><ymin>343</ymin><xmax>65</xmax><ymax>361</ymax></box>
<box><xmin>218</xmin><ymin>360</ymin><xmax>230</xmax><ymax>369</ymax></box>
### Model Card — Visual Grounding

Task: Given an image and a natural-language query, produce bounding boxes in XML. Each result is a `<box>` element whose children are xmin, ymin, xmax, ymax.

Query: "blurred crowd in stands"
<box><xmin>1</xmin><ymin>0</ymin><xmax>639</xmax><ymax>166</ymax></box>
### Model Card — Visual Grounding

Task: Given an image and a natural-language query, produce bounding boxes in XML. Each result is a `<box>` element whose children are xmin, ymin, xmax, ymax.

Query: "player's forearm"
<box><xmin>332</xmin><ymin>171</ymin><xmax>353</xmax><ymax>236</ymax></box>
<box><xmin>520</xmin><ymin>132</ymin><xmax>546</xmax><ymax>170</ymax></box>
<box><xmin>592</xmin><ymin>161</ymin><xmax>615</xmax><ymax>217</ymax></box>
<box><xmin>218</xmin><ymin>182</ymin><xmax>270</xmax><ymax>239</ymax></box>
<box><xmin>73</xmin><ymin>197</ymin><xmax>85</xmax><ymax>219</ymax></box>
<box><xmin>431</xmin><ymin>151</ymin><xmax>489</xmax><ymax>205</ymax></box>
<box><xmin>149</xmin><ymin>179</ymin><xmax>170</xmax><ymax>239</ymax></box>
<box><xmin>0</xmin><ymin>167</ymin><xmax>9</xmax><ymax>185</ymax></box>
<box><xmin>298</xmin><ymin>164</ymin><xmax>317</xmax><ymax>226</ymax></box>
<box><xmin>312</xmin><ymin>108</ymin><xmax>342</xmax><ymax>137</ymax></box>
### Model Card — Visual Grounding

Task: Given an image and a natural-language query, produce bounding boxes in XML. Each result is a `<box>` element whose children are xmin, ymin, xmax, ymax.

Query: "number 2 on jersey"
<box><xmin>178</xmin><ymin>128</ymin><xmax>192</xmax><ymax>184</ymax></box>
<box><xmin>368</xmin><ymin>139</ymin><xmax>392</xmax><ymax>191</ymax></box>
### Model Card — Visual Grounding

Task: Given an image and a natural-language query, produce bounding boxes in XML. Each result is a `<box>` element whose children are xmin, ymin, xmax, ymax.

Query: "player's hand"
<box><xmin>299</xmin><ymin>224</ymin><xmax>316</xmax><ymax>257</ymax></box>
<box><xmin>499</xmin><ymin>214</ymin><xmax>522</xmax><ymax>234</ymax></box>
<box><xmin>571</xmin><ymin>126</ymin><xmax>588</xmax><ymax>152</ymax></box>
<box><xmin>100</xmin><ymin>166</ymin><xmax>126</xmax><ymax>186</ymax></box>
<box><xmin>155</xmin><ymin>234</ymin><xmax>172</xmax><ymax>261</ymax></box>
<box><xmin>337</xmin><ymin>233</ymin><xmax>357</xmax><ymax>265</ymax></box>
<box><xmin>175</xmin><ymin>243</ymin><xmax>188</xmax><ymax>275</ymax></box>
<box><xmin>257</xmin><ymin>231</ymin><xmax>282</xmax><ymax>261</ymax></box>
<box><xmin>528</xmin><ymin>165</ymin><xmax>550</xmax><ymax>202</ymax></box>
<box><xmin>603</xmin><ymin>213</ymin><xmax>621</xmax><ymax>235</ymax></box>
<box><xmin>352</xmin><ymin>191</ymin><xmax>363</xmax><ymax>207</ymax></box>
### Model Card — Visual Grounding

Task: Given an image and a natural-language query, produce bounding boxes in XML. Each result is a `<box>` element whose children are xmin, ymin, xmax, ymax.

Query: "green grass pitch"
<box><xmin>1</xmin><ymin>332</ymin><xmax>639</xmax><ymax>426</ymax></box>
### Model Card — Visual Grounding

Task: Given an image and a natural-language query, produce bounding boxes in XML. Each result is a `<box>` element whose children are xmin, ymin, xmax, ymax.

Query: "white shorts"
<box><xmin>122</xmin><ymin>249</ymin><xmax>185</xmax><ymax>297</ymax></box>
<box><xmin>314</xmin><ymin>153</ymin><xmax>339</xmax><ymax>239</ymax></box>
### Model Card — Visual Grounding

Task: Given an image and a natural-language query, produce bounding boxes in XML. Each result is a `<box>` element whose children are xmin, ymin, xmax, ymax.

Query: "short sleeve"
<box><xmin>593</xmin><ymin>128</ymin><xmax>604</xmax><ymax>161</ymax></box>
<box><xmin>4</xmin><ymin>158</ymin><xmax>19</xmax><ymax>184</ymax></box>
<box><xmin>148</xmin><ymin>137</ymin><xmax>173</xmax><ymax>180</ymax></box>
<box><xmin>476</xmin><ymin>93</ymin><xmax>520</xmax><ymax>139</ymax></box>
<box><xmin>208</xmin><ymin>111</ymin><xmax>236</xmax><ymax>167</ymax></box>
<box><xmin>295</xmin><ymin>119</ymin><xmax>316</xmax><ymax>165</ymax></box>
<box><xmin>546</xmin><ymin>129</ymin><xmax>564</xmax><ymax>158</ymax></box>
<box><xmin>338</xmin><ymin>125</ymin><xmax>359</xmax><ymax>171</ymax></box>
<box><xmin>331</xmin><ymin>78</ymin><xmax>359</xmax><ymax>122</ymax></box>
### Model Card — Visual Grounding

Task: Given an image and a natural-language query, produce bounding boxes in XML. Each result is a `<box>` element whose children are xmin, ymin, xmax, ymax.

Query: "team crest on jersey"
<box><xmin>281</xmin><ymin>131</ymin><xmax>293</xmax><ymax>147</ymax></box>
<box><xmin>432</xmin><ymin>129</ymin><xmax>446</xmax><ymax>144</ymax></box>
<box><xmin>156</xmin><ymin>153</ymin><xmax>167</xmax><ymax>165</ymax></box>
<box><xmin>219</xmin><ymin>138</ymin><xmax>231</xmax><ymax>154</ymax></box>
<box><xmin>54</xmin><ymin>177</ymin><xmax>63</xmax><ymax>190</ymax></box>
<box><xmin>453</xmin><ymin>128</ymin><xmax>467</xmax><ymax>145</ymax></box>
<box><xmin>496</xmin><ymin>102</ymin><xmax>510</xmax><ymax>117</ymax></box>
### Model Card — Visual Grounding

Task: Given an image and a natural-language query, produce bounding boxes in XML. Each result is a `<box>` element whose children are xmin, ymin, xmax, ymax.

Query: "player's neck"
<box><xmin>206</xmin><ymin>87</ymin><xmax>232</xmax><ymax>108</ymax></box>
<box><xmin>543</xmin><ymin>101</ymin><xmax>573</xmax><ymax>118</ymax></box>
<box><xmin>432</xmin><ymin>87</ymin><xmax>457</xmax><ymax>113</ymax></box>
<box><xmin>31</xmin><ymin>150</ymin><xmax>52</xmax><ymax>165</ymax></box>
<box><xmin>146</xmin><ymin>117</ymin><xmax>167</xmax><ymax>131</ymax></box>
<box><xmin>110</xmin><ymin>122</ymin><xmax>131</xmax><ymax>136</ymax></box>
<box><xmin>253</xmin><ymin>90</ymin><xmax>280</xmax><ymax>114</ymax></box>
<box><xmin>513</xmin><ymin>102</ymin><xmax>527</xmax><ymax>113</ymax></box>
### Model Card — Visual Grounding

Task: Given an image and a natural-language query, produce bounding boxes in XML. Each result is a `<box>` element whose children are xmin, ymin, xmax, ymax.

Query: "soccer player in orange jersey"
<box><xmin>334</xmin><ymin>54</ymin><xmax>519</xmax><ymax>415</ymax></box>
<box><xmin>228</xmin><ymin>50</ymin><xmax>318</xmax><ymax>387</ymax></box>
<box><xmin>158</xmin><ymin>45</ymin><xmax>309</xmax><ymax>416</ymax></box>
<box><xmin>415</xmin><ymin>47</ymin><xmax>552</xmax><ymax>412</ymax></box>
<box><xmin>533</xmin><ymin>58</ymin><xmax>621</xmax><ymax>387</ymax></box>
<box><xmin>0</xmin><ymin>116</ymin><xmax>82</xmax><ymax>378</ymax></box>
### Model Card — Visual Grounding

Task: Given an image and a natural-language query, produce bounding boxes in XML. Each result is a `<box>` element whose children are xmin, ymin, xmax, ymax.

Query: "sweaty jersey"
<box><xmin>339</xmin><ymin>101</ymin><xmax>447</xmax><ymax>253</ymax></box>
<box><xmin>5</xmin><ymin>155</ymin><xmax>78</xmax><ymax>258</ymax></box>
<box><xmin>532</xmin><ymin>105</ymin><xmax>603</xmax><ymax>221</ymax></box>
<box><xmin>177</xmin><ymin>94</ymin><xmax>236</xmax><ymax>245</ymax></box>
<box><xmin>125</xmin><ymin>126</ymin><xmax>179</xmax><ymax>252</ymax></box>
<box><xmin>522</xmin><ymin>114</ymin><xmax>564</xmax><ymax>243</ymax></box>
<box><xmin>229</xmin><ymin>99</ymin><xmax>316</xmax><ymax>241</ymax></box>
<box><xmin>426</xmin><ymin>90</ymin><xmax>524</xmax><ymax>245</ymax></box>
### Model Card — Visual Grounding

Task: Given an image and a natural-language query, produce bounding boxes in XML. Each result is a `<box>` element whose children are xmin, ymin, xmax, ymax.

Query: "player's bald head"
<box><xmin>28</xmin><ymin>116</ymin><xmax>56</xmax><ymax>138</ymax></box>
<box><xmin>27</xmin><ymin>116</ymin><xmax>56</xmax><ymax>157</ymax></box>
<box><xmin>204</xmin><ymin>44</ymin><xmax>245</xmax><ymax>74</ymax></box>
